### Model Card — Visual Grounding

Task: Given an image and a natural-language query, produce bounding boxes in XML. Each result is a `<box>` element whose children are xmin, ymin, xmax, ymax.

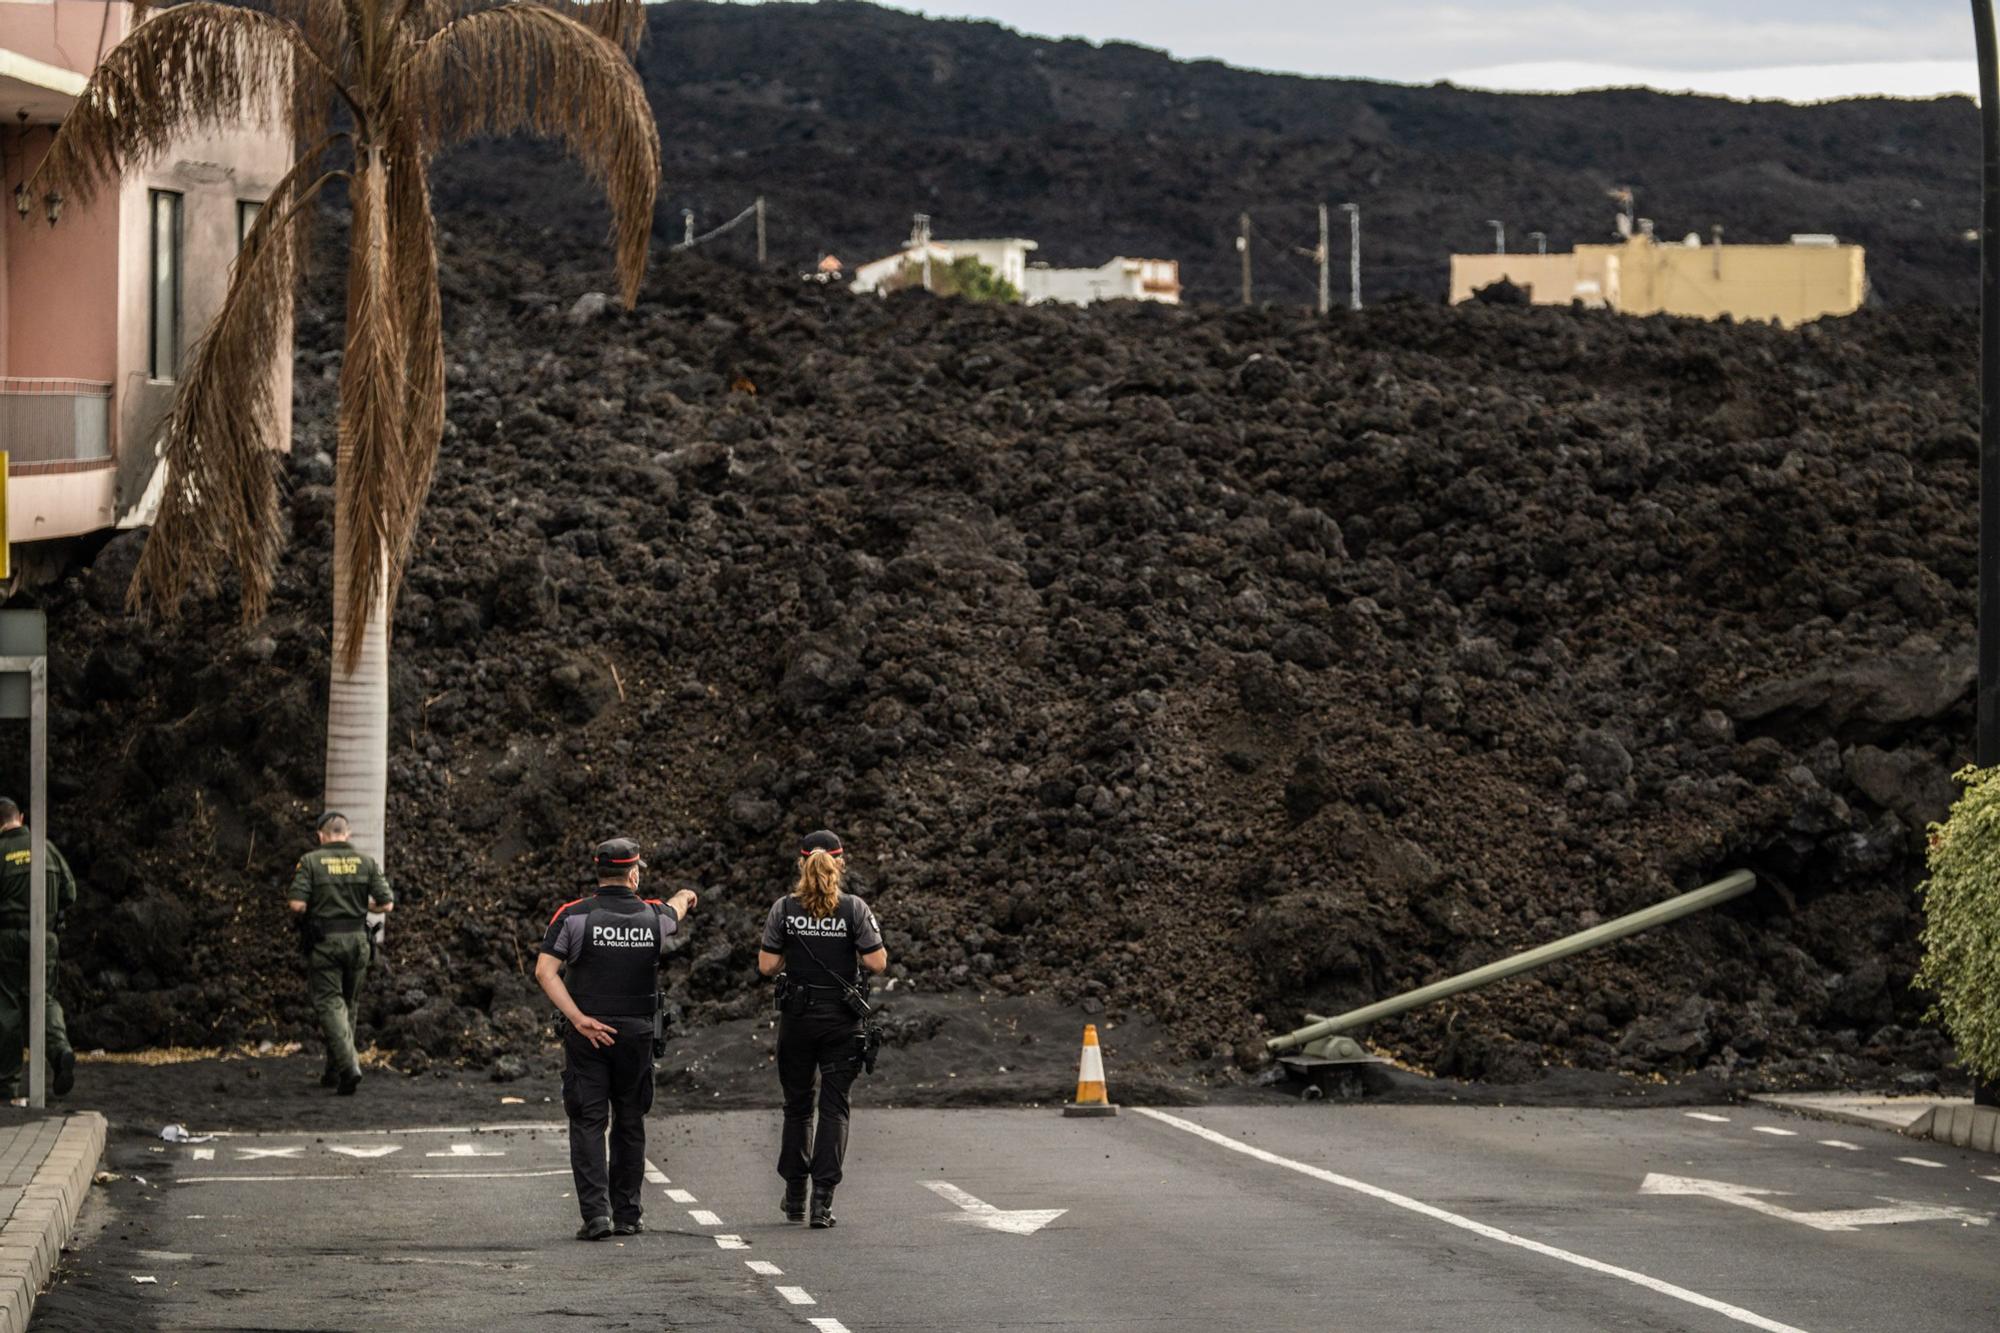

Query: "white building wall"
<box><xmin>1024</xmin><ymin>258</ymin><xmax>1182</xmax><ymax>307</ymax></box>
<box><xmin>932</xmin><ymin>238</ymin><xmax>1036</xmax><ymax>292</ymax></box>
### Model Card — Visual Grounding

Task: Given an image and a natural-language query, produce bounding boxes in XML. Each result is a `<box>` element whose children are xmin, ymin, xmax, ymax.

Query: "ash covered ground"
<box><xmin>14</xmin><ymin>226</ymin><xmax>1981</xmax><ymax>1101</ymax></box>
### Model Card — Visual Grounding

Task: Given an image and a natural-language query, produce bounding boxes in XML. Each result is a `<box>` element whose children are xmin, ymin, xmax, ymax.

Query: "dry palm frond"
<box><xmin>331</xmin><ymin>152</ymin><xmax>410</xmax><ymax>662</ymax></box>
<box><xmin>32</xmin><ymin>3</ymin><xmax>331</xmax><ymax>209</ymax></box>
<box><xmin>400</xmin><ymin>2</ymin><xmax>659</xmax><ymax>303</ymax></box>
<box><xmin>380</xmin><ymin>119</ymin><xmax>446</xmax><ymax>623</ymax></box>
<box><xmin>132</xmin><ymin>139</ymin><xmax>344</xmax><ymax>619</ymax></box>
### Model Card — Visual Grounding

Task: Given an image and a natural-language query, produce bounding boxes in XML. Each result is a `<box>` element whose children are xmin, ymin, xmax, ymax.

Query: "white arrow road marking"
<box><xmin>922</xmin><ymin>1181</ymin><xmax>1066</xmax><ymax>1235</ymax></box>
<box><xmin>236</xmin><ymin>1147</ymin><xmax>304</xmax><ymax>1160</ymax></box>
<box><xmin>330</xmin><ymin>1146</ymin><xmax>403</xmax><ymax>1159</ymax></box>
<box><xmin>424</xmin><ymin>1143</ymin><xmax>504</xmax><ymax>1158</ymax></box>
<box><xmin>190</xmin><ymin>1149</ymin><xmax>214</xmax><ymax>1162</ymax></box>
<box><xmin>1639</xmin><ymin>1174</ymin><xmax>1993</xmax><ymax>1232</ymax></box>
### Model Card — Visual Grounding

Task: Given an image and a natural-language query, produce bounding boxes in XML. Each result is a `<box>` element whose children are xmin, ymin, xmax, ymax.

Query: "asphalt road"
<box><xmin>31</xmin><ymin>1101</ymin><xmax>2000</xmax><ymax>1332</ymax></box>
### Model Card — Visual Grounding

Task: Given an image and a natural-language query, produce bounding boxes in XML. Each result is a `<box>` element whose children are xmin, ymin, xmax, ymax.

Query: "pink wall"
<box><xmin>0</xmin><ymin>1</ymin><xmax>132</xmax><ymax>75</ymax></box>
<box><xmin>1</xmin><ymin>125</ymin><xmax>120</xmax><ymax>385</ymax></box>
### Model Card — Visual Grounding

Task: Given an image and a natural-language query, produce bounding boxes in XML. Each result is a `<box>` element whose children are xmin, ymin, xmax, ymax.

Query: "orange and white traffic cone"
<box><xmin>1062</xmin><ymin>1023</ymin><xmax>1119</xmax><ymax>1117</ymax></box>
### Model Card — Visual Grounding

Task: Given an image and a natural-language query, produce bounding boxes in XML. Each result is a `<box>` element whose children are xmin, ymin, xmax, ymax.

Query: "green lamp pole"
<box><xmin>1973</xmin><ymin>0</ymin><xmax>1999</xmax><ymax>1108</ymax></box>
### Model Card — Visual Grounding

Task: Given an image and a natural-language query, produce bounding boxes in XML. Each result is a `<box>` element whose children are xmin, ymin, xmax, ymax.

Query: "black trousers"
<box><xmin>777</xmin><ymin>1004</ymin><xmax>862</xmax><ymax>1190</ymax></box>
<box><xmin>562</xmin><ymin>1022</ymin><xmax>654</xmax><ymax>1224</ymax></box>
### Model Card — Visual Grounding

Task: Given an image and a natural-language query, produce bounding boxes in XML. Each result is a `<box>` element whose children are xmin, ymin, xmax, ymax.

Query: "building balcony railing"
<box><xmin>0</xmin><ymin>378</ymin><xmax>113</xmax><ymax>466</ymax></box>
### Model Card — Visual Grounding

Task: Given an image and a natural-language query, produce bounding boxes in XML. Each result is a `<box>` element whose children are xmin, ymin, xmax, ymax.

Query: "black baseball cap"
<box><xmin>594</xmin><ymin>838</ymin><xmax>647</xmax><ymax>870</ymax></box>
<box><xmin>798</xmin><ymin>829</ymin><xmax>843</xmax><ymax>858</ymax></box>
<box><xmin>316</xmin><ymin>810</ymin><xmax>347</xmax><ymax>830</ymax></box>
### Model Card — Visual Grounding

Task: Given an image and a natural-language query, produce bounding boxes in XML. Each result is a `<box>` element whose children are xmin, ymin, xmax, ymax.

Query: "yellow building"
<box><xmin>1448</xmin><ymin>233</ymin><xmax>1865</xmax><ymax>327</ymax></box>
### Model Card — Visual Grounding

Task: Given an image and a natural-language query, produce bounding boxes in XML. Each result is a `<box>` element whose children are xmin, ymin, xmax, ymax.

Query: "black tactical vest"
<box><xmin>565</xmin><ymin>893</ymin><xmax>663</xmax><ymax>1017</ymax></box>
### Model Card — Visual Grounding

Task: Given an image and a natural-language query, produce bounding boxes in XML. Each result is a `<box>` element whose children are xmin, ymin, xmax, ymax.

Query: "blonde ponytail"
<box><xmin>794</xmin><ymin>847</ymin><xmax>844</xmax><ymax>917</ymax></box>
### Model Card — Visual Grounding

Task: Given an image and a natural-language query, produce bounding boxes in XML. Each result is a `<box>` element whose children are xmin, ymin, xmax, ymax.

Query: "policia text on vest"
<box><xmin>536</xmin><ymin>838</ymin><xmax>699</xmax><ymax>1242</ymax></box>
<box><xmin>287</xmin><ymin>812</ymin><xmax>394</xmax><ymax>1096</ymax></box>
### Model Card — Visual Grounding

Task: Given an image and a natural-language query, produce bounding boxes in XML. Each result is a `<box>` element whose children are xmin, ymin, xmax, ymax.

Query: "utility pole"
<box><xmin>1529</xmin><ymin>230</ymin><xmax>1547</xmax><ymax>255</ymax></box>
<box><xmin>1486</xmin><ymin>218</ymin><xmax>1506</xmax><ymax>254</ymax></box>
<box><xmin>1238</xmin><ymin>212</ymin><xmax>1253</xmax><ymax>306</ymax></box>
<box><xmin>754</xmin><ymin>196</ymin><xmax>766</xmax><ymax>266</ymax></box>
<box><xmin>1970</xmin><ymin>0</ymin><xmax>1999</xmax><ymax>1109</ymax></box>
<box><xmin>1317</xmin><ymin>203</ymin><xmax>1330</xmax><ymax>315</ymax></box>
<box><xmin>1340</xmin><ymin>202</ymin><xmax>1361</xmax><ymax>310</ymax></box>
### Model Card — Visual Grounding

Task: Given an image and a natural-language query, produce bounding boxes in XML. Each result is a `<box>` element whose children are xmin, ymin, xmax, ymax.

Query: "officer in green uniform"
<box><xmin>0</xmin><ymin>796</ymin><xmax>76</xmax><ymax>1102</ymax></box>
<box><xmin>287</xmin><ymin>812</ymin><xmax>394</xmax><ymax>1095</ymax></box>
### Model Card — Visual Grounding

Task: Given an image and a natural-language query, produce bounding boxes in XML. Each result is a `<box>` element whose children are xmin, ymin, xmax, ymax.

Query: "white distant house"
<box><xmin>1025</xmin><ymin>257</ymin><xmax>1182</xmax><ymax>307</ymax></box>
<box><xmin>848</xmin><ymin>215</ymin><xmax>1181</xmax><ymax>306</ymax></box>
<box><xmin>930</xmin><ymin>237</ymin><xmax>1038</xmax><ymax>293</ymax></box>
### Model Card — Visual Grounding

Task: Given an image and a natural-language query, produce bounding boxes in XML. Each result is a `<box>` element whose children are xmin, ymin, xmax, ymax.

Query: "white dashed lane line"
<box><xmin>640</xmin><ymin>1157</ymin><xmax>847</xmax><ymax>1327</ymax></box>
<box><xmin>1817</xmin><ymin>1140</ymin><xmax>1861</xmax><ymax>1151</ymax></box>
<box><xmin>1684</xmin><ymin>1112</ymin><xmax>1731</xmax><ymax>1123</ymax></box>
<box><xmin>1751</xmin><ymin>1127</ymin><xmax>1797</xmax><ymax>1138</ymax></box>
<box><xmin>1896</xmin><ymin>1157</ymin><xmax>1946</xmax><ymax>1169</ymax></box>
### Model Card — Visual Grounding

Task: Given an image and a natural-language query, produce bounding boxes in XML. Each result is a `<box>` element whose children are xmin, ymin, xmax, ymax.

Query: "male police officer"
<box><xmin>537</xmin><ymin>839</ymin><xmax>697</xmax><ymax>1241</ymax></box>
<box><xmin>287</xmin><ymin>812</ymin><xmax>394</xmax><ymax>1095</ymax></box>
<box><xmin>0</xmin><ymin>797</ymin><xmax>76</xmax><ymax>1101</ymax></box>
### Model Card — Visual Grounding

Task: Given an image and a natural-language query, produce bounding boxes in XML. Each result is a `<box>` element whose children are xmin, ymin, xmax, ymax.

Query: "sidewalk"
<box><xmin>0</xmin><ymin>1112</ymin><xmax>106</xmax><ymax>1333</ymax></box>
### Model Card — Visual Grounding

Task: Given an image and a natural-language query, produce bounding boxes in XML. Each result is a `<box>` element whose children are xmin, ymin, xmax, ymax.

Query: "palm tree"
<box><xmin>30</xmin><ymin>0</ymin><xmax>661</xmax><ymax>865</ymax></box>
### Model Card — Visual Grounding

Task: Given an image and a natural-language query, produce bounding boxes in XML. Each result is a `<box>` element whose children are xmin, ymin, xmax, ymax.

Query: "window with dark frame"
<box><xmin>238</xmin><ymin>199</ymin><xmax>263</xmax><ymax>248</ymax></box>
<box><xmin>149</xmin><ymin>189</ymin><xmax>183</xmax><ymax>381</ymax></box>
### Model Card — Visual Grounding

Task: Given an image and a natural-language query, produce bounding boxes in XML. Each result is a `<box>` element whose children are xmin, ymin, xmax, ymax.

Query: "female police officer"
<box><xmin>756</xmin><ymin>829</ymin><xmax>887</xmax><ymax>1229</ymax></box>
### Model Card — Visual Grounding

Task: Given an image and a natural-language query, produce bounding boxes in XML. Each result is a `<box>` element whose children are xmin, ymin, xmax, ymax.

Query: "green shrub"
<box><xmin>1914</xmin><ymin>765</ymin><xmax>2000</xmax><ymax>1081</ymax></box>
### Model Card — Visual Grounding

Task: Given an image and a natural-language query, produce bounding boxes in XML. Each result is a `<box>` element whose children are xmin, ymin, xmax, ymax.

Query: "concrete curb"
<box><xmin>1909</xmin><ymin>1104</ymin><xmax>2000</xmax><ymax>1155</ymax></box>
<box><xmin>0</xmin><ymin>1112</ymin><xmax>107</xmax><ymax>1333</ymax></box>
<box><xmin>1746</xmin><ymin>1093</ymin><xmax>1949</xmax><ymax>1136</ymax></box>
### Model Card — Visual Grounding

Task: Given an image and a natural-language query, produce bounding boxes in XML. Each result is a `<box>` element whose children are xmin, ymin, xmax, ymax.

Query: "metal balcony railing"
<box><xmin>0</xmin><ymin>378</ymin><xmax>113</xmax><ymax>464</ymax></box>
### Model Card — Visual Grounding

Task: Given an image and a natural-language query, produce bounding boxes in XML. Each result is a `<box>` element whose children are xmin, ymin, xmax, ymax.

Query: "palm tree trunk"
<box><xmin>324</xmin><ymin>542</ymin><xmax>390</xmax><ymax>864</ymax></box>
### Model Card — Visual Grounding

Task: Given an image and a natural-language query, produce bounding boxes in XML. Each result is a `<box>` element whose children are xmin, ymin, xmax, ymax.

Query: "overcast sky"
<box><xmin>844</xmin><ymin>1</ymin><xmax>1978</xmax><ymax>103</ymax></box>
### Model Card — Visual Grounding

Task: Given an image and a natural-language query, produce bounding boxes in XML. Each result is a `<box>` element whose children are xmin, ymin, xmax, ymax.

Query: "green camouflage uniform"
<box><xmin>288</xmin><ymin>841</ymin><xmax>392</xmax><ymax>1080</ymax></box>
<box><xmin>0</xmin><ymin>824</ymin><xmax>76</xmax><ymax>1098</ymax></box>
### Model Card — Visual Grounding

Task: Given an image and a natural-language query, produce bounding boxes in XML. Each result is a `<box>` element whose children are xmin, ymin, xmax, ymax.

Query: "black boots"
<box><xmin>576</xmin><ymin>1216</ymin><xmax>613</xmax><ymax>1241</ymax></box>
<box><xmin>336</xmin><ymin>1068</ymin><xmax>362</xmax><ymax>1096</ymax></box>
<box><xmin>810</xmin><ymin>1185</ymin><xmax>836</xmax><ymax>1229</ymax></box>
<box><xmin>613</xmin><ymin>1218</ymin><xmax>645</xmax><ymax>1236</ymax></box>
<box><xmin>782</xmin><ymin>1179</ymin><xmax>808</xmax><ymax>1222</ymax></box>
<box><xmin>51</xmin><ymin>1050</ymin><xmax>74</xmax><ymax>1098</ymax></box>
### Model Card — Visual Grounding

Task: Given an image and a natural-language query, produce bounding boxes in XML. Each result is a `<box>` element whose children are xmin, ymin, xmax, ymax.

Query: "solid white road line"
<box><xmin>775</xmin><ymin>1286</ymin><xmax>816</xmax><ymax>1305</ymax></box>
<box><xmin>688</xmin><ymin>1209</ymin><xmax>723</xmax><ymax>1227</ymax></box>
<box><xmin>1896</xmin><ymin>1157</ymin><xmax>1945</xmax><ymax>1169</ymax></box>
<box><xmin>1751</xmin><ymin>1127</ymin><xmax>1797</xmax><ymax>1137</ymax></box>
<box><xmin>1134</xmin><ymin>1108</ymin><xmax>1810</xmax><ymax>1333</ymax></box>
<box><xmin>666</xmin><ymin>1188</ymin><xmax>697</xmax><ymax>1203</ymax></box>
<box><xmin>1684</xmin><ymin>1112</ymin><xmax>1731</xmax><ymax>1123</ymax></box>
<box><xmin>746</xmin><ymin>1260</ymin><xmax>784</xmax><ymax>1276</ymax></box>
<box><xmin>1818</xmin><ymin>1140</ymin><xmax>1861</xmax><ymax>1152</ymax></box>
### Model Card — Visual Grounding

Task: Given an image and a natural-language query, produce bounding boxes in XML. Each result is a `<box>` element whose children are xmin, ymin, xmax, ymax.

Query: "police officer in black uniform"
<box><xmin>536</xmin><ymin>839</ymin><xmax>697</xmax><ymax>1241</ymax></box>
<box><xmin>757</xmin><ymin>829</ymin><xmax>887</xmax><ymax>1229</ymax></box>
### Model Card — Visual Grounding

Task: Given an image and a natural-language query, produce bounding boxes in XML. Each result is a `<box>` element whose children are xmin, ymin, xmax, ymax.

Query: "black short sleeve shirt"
<box><xmin>761</xmin><ymin>892</ymin><xmax>882</xmax><ymax>984</ymax></box>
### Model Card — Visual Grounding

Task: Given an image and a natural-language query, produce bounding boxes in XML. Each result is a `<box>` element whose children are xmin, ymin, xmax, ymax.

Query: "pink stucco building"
<box><xmin>1</xmin><ymin>0</ymin><xmax>292</xmax><ymax>558</ymax></box>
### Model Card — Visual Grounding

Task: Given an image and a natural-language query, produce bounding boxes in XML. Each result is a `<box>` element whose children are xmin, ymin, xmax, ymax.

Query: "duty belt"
<box><xmin>319</xmin><ymin>918</ymin><xmax>368</xmax><ymax>934</ymax></box>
